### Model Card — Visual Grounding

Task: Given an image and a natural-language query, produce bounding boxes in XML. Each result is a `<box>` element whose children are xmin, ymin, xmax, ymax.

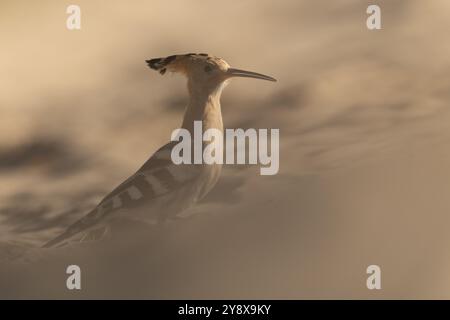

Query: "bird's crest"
<box><xmin>146</xmin><ymin>53</ymin><xmax>216</xmax><ymax>75</ymax></box>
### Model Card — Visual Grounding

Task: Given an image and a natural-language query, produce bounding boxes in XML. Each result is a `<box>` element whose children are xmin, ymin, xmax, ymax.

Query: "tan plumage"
<box><xmin>43</xmin><ymin>53</ymin><xmax>276</xmax><ymax>248</ymax></box>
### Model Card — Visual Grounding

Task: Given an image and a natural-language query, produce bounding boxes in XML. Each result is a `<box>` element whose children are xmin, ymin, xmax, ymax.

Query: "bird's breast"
<box><xmin>196</xmin><ymin>162</ymin><xmax>222</xmax><ymax>201</ymax></box>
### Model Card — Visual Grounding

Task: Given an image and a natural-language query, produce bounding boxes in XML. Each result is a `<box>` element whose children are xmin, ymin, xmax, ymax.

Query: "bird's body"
<box><xmin>43</xmin><ymin>53</ymin><xmax>275</xmax><ymax>248</ymax></box>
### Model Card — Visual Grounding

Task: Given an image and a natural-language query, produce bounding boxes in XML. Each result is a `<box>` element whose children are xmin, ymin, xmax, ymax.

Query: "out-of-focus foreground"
<box><xmin>2</xmin><ymin>0</ymin><xmax>450</xmax><ymax>298</ymax></box>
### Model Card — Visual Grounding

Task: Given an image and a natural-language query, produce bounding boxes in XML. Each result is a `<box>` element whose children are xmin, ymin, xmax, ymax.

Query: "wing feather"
<box><xmin>42</xmin><ymin>141</ymin><xmax>200</xmax><ymax>248</ymax></box>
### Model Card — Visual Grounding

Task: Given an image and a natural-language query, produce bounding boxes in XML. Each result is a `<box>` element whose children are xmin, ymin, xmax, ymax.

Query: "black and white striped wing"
<box><xmin>96</xmin><ymin>142</ymin><xmax>200</xmax><ymax>214</ymax></box>
<box><xmin>43</xmin><ymin>142</ymin><xmax>200</xmax><ymax>248</ymax></box>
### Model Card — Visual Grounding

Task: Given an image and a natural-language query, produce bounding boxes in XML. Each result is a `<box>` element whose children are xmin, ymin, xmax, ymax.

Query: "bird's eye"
<box><xmin>204</xmin><ymin>65</ymin><xmax>212</xmax><ymax>72</ymax></box>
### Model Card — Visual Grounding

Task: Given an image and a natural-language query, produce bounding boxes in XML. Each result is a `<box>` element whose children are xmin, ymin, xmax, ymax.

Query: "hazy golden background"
<box><xmin>2</xmin><ymin>0</ymin><xmax>450</xmax><ymax>298</ymax></box>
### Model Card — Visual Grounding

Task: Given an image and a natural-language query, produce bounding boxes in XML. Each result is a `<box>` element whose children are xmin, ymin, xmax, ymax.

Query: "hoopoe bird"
<box><xmin>43</xmin><ymin>53</ymin><xmax>276</xmax><ymax>248</ymax></box>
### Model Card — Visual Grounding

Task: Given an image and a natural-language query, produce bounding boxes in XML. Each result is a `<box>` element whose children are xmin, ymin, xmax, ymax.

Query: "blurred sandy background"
<box><xmin>2</xmin><ymin>0</ymin><xmax>450</xmax><ymax>299</ymax></box>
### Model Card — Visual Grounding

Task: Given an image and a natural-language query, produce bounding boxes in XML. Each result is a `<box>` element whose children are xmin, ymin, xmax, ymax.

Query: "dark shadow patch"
<box><xmin>0</xmin><ymin>188</ymin><xmax>106</xmax><ymax>236</ymax></box>
<box><xmin>0</xmin><ymin>139</ymin><xmax>87</xmax><ymax>177</ymax></box>
<box><xmin>0</xmin><ymin>205</ymin><xmax>74</xmax><ymax>234</ymax></box>
<box><xmin>265</xmin><ymin>85</ymin><xmax>307</xmax><ymax>110</ymax></box>
<box><xmin>163</xmin><ymin>95</ymin><xmax>186</xmax><ymax>113</ymax></box>
<box><xmin>223</xmin><ymin>85</ymin><xmax>306</xmax><ymax>130</ymax></box>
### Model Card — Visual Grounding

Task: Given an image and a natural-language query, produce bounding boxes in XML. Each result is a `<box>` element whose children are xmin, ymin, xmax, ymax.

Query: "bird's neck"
<box><xmin>181</xmin><ymin>83</ymin><xmax>224</xmax><ymax>134</ymax></box>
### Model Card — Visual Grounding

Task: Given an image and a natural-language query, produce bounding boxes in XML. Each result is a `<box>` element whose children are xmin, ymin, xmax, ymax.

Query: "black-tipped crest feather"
<box><xmin>146</xmin><ymin>53</ymin><xmax>213</xmax><ymax>75</ymax></box>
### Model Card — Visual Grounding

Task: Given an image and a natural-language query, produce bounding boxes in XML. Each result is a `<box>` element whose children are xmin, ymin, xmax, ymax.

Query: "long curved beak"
<box><xmin>226</xmin><ymin>68</ymin><xmax>277</xmax><ymax>82</ymax></box>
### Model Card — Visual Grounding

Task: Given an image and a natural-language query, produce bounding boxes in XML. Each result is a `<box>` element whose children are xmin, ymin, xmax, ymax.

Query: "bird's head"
<box><xmin>146</xmin><ymin>53</ymin><xmax>276</xmax><ymax>94</ymax></box>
